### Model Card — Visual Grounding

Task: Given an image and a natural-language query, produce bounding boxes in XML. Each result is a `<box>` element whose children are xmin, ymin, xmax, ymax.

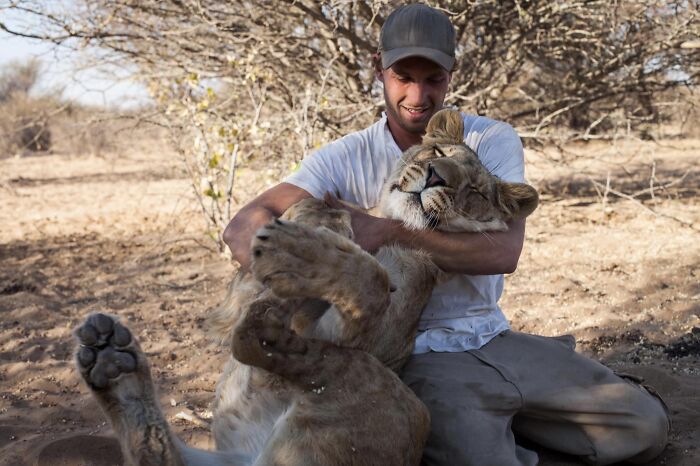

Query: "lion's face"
<box><xmin>380</xmin><ymin>109</ymin><xmax>538</xmax><ymax>232</ymax></box>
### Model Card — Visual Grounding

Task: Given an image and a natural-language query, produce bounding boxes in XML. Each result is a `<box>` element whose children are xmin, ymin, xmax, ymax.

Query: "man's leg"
<box><xmin>401</xmin><ymin>350</ymin><xmax>538</xmax><ymax>466</ymax></box>
<box><xmin>471</xmin><ymin>331</ymin><xmax>670</xmax><ymax>465</ymax></box>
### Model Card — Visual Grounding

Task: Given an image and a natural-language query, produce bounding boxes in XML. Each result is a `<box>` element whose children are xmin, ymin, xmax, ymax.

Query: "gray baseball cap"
<box><xmin>379</xmin><ymin>3</ymin><xmax>456</xmax><ymax>71</ymax></box>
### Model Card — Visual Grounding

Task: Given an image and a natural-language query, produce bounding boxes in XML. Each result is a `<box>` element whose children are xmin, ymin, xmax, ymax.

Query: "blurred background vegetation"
<box><xmin>1</xmin><ymin>0</ymin><xmax>698</xmax><ymax>249</ymax></box>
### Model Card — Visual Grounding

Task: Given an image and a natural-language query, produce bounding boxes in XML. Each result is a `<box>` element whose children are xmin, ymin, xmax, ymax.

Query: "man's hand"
<box><xmin>323</xmin><ymin>192</ymin><xmax>396</xmax><ymax>253</ymax></box>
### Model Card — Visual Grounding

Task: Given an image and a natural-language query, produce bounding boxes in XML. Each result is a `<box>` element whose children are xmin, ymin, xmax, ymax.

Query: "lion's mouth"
<box><xmin>412</xmin><ymin>192</ymin><xmax>442</xmax><ymax>228</ymax></box>
<box><xmin>389</xmin><ymin>184</ymin><xmax>446</xmax><ymax>228</ymax></box>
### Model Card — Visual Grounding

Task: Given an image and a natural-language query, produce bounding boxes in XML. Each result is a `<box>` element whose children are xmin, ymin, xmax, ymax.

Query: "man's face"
<box><xmin>377</xmin><ymin>56</ymin><xmax>452</xmax><ymax>135</ymax></box>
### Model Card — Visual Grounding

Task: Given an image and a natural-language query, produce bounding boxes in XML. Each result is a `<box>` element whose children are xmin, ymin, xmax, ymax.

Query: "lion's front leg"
<box><xmin>75</xmin><ymin>313</ymin><xmax>185</xmax><ymax>466</ymax></box>
<box><xmin>250</xmin><ymin>219</ymin><xmax>392</xmax><ymax>321</ymax></box>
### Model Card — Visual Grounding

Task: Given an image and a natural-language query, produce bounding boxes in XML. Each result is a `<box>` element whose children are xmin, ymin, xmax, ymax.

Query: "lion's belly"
<box><xmin>212</xmin><ymin>357</ymin><xmax>293</xmax><ymax>457</ymax></box>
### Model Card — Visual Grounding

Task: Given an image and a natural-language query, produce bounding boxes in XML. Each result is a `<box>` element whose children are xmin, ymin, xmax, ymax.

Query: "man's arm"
<box><xmin>223</xmin><ymin>182</ymin><xmax>312</xmax><ymax>269</ymax></box>
<box><xmin>324</xmin><ymin>194</ymin><xmax>524</xmax><ymax>275</ymax></box>
<box><xmin>385</xmin><ymin>218</ymin><xmax>526</xmax><ymax>275</ymax></box>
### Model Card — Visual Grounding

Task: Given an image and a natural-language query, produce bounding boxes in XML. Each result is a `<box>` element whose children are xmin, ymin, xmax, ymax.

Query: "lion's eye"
<box><xmin>469</xmin><ymin>186</ymin><xmax>489</xmax><ymax>200</ymax></box>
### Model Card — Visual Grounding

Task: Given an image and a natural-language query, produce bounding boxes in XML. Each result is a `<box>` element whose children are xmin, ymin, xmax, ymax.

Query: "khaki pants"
<box><xmin>401</xmin><ymin>331</ymin><xmax>670</xmax><ymax>466</ymax></box>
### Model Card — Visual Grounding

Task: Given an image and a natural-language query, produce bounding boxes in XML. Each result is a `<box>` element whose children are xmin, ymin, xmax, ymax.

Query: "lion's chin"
<box><xmin>381</xmin><ymin>192</ymin><xmax>430</xmax><ymax>231</ymax></box>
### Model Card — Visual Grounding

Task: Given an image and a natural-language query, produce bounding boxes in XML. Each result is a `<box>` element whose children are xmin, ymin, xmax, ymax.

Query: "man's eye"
<box><xmin>429</xmin><ymin>77</ymin><xmax>445</xmax><ymax>85</ymax></box>
<box><xmin>397</xmin><ymin>76</ymin><xmax>410</xmax><ymax>82</ymax></box>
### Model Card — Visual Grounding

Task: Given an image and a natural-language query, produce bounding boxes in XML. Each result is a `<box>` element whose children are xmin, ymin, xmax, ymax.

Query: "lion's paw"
<box><xmin>75</xmin><ymin>313</ymin><xmax>138</xmax><ymax>390</ymax></box>
<box><xmin>251</xmin><ymin>219</ymin><xmax>355</xmax><ymax>299</ymax></box>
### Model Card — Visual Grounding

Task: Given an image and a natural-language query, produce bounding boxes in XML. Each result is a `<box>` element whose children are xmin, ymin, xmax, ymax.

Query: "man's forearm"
<box><xmin>223</xmin><ymin>183</ymin><xmax>313</xmax><ymax>269</ymax></box>
<box><xmin>385</xmin><ymin>218</ymin><xmax>526</xmax><ymax>275</ymax></box>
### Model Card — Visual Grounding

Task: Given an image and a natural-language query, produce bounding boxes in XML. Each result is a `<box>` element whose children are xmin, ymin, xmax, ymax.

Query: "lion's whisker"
<box><xmin>479</xmin><ymin>230</ymin><xmax>496</xmax><ymax>245</ymax></box>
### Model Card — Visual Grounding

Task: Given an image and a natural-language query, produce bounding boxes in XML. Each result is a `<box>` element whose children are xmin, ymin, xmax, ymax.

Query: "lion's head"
<box><xmin>380</xmin><ymin>109</ymin><xmax>538</xmax><ymax>232</ymax></box>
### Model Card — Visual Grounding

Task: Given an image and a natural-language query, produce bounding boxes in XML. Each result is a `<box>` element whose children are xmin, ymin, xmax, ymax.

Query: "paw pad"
<box><xmin>75</xmin><ymin>313</ymin><xmax>137</xmax><ymax>389</ymax></box>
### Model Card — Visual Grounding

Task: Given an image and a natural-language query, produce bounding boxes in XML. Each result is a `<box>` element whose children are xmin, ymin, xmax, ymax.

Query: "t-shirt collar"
<box><xmin>380</xmin><ymin>112</ymin><xmax>403</xmax><ymax>159</ymax></box>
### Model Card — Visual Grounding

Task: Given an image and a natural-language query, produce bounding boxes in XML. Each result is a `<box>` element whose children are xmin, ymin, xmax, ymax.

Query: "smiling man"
<box><xmin>381</xmin><ymin>55</ymin><xmax>450</xmax><ymax>148</ymax></box>
<box><xmin>223</xmin><ymin>4</ymin><xmax>669</xmax><ymax>465</ymax></box>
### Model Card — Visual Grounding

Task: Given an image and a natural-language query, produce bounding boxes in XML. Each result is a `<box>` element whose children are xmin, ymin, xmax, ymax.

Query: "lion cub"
<box><xmin>74</xmin><ymin>109</ymin><xmax>538</xmax><ymax>465</ymax></box>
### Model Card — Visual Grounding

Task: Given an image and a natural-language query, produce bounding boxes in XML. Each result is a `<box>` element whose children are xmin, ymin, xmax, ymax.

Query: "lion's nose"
<box><xmin>424</xmin><ymin>166</ymin><xmax>445</xmax><ymax>189</ymax></box>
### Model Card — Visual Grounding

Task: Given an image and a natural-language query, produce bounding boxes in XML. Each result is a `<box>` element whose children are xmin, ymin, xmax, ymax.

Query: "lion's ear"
<box><xmin>424</xmin><ymin>109</ymin><xmax>464</xmax><ymax>145</ymax></box>
<box><xmin>496</xmin><ymin>181</ymin><xmax>539</xmax><ymax>220</ymax></box>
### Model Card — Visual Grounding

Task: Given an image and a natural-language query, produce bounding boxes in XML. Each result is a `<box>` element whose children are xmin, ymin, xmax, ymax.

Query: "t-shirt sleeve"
<box><xmin>283</xmin><ymin>145</ymin><xmax>342</xmax><ymax>199</ymax></box>
<box><xmin>475</xmin><ymin>122</ymin><xmax>525</xmax><ymax>184</ymax></box>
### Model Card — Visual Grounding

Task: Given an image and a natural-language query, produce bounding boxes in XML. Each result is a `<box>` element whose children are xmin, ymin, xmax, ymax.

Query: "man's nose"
<box><xmin>405</xmin><ymin>82</ymin><xmax>430</xmax><ymax>106</ymax></box>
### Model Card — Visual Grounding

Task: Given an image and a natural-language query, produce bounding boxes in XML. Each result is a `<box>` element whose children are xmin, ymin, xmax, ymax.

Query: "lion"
<box><xmin>73</xmin><ymin>109</ymin><xmax>538</xmax><ymax>466</ymax></box>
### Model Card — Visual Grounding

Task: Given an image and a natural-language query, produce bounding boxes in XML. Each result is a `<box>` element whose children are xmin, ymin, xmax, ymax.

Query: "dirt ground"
<box><xmin>0</xmin><ymin>136</ymin><xmax>698</xmax><ymax>465</ymax></box>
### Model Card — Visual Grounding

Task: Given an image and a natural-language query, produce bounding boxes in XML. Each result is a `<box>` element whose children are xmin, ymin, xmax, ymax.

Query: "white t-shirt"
<box><xmin>284</xmin><ymin>112</ymin><xmax>525</xmax><ymax>353</ymax></box>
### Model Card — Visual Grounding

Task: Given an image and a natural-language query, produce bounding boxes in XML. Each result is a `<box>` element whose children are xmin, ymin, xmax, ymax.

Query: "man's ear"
<box><xmin>373</xmin><ymin>53</ymin><xmax>384</xmax><ymax>82</ymax></box>
<box><xmin>496</xmin><ymin>181</ymin><xmax>539</xmax><ymax>220</ymax></box>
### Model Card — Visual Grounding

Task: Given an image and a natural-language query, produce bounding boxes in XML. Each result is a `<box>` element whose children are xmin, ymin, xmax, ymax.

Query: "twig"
<box><xmin>174</xmin><ymin>408</ymin><xmax>211</xmax><ymax>429</ymax></box>
<box><xmin>630</xmin><ymin>170</ymin><xmax>690</xmax><ymax>200</ymax></box>
<box><xmin>225</xmin><ymin>143</ymin><xmax>239</xmax><ymax>222</ymax></box>
<box><xmin>588</xmin><ymin>179</ymin><xmax>699</xmax><ymax>231</ymax></box>
<box><xmin>601</xmin><ymin>171</ymin><xmax>611</xmax><ymax>218</ymax></box>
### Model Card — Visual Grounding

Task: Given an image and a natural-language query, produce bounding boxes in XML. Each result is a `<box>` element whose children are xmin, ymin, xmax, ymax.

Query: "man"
<box><xmin>224</xmin><ymin>4</ymin><xmax>669</xmax><ymax>465</ymax></box>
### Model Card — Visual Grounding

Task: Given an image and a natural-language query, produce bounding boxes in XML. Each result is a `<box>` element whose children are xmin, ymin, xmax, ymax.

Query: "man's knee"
<box><xmin>593</xmin><ymin>381</ymin><xmax>670</xmax><ymax>465</ymax></box>
<box><xmin>624</xmin><ymin>388</ymin><xmax>669</xmax><ymax>464</ymax></box>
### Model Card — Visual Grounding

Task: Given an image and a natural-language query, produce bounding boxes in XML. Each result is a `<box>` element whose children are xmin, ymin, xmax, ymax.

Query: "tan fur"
<box><xmin>73</xmin><ymin>109</ymin><xmax>538</xmax><ymax>465</ymax></box>
<box><xmin>422</xmin><ymin>107</ymin><xmax>465</xmax><ymax>145</ymax></box>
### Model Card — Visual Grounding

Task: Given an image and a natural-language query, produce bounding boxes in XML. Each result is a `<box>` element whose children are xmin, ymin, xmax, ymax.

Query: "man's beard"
<box><xmin>384</xmin><ymin>90</ymin><xmax>431</xmax><ymax>135</ymax></box>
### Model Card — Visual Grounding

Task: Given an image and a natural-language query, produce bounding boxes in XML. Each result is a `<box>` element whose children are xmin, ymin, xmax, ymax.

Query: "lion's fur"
<box><xmin>75</xmin><ymin>109</ymin><xmax>538</xmax><ymax>466</ymax></box>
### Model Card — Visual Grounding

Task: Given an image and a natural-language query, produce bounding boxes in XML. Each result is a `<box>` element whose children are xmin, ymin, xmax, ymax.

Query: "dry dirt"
<box><xmin>0</xmin><ymin>137</ymin><xmax>698</xmax><ymax>465</ymax></box>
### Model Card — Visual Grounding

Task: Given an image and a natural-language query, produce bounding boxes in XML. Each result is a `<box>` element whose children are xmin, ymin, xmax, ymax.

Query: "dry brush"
<box><xmin>1</xmin><ymin>0</ymin><xmax>697</xmax><ymax>247</ymax></box>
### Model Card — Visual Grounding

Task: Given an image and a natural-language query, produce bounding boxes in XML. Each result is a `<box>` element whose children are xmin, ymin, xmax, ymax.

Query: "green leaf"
<box><xmin>203</xmin><ymin>187</ymin><xmax>223</xmax><ymax>199</ymax></box>
<box><xmin>208</xmin><ymin>152</ymin><xmax>222</xmax><ymax>169</ymax></box>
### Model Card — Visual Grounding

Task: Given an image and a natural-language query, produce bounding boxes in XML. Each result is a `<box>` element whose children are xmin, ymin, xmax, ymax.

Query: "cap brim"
<box><xmin>381</xmin><ymin>47</ymin><xmax>455</xmax><ymax>71</ymax></box>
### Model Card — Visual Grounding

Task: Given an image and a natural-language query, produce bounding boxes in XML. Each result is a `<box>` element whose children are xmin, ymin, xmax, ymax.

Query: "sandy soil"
<box><xmin>0</xmin><ymin>137</ymin><xmax>698</xmax><ymax>465</ymax></box>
